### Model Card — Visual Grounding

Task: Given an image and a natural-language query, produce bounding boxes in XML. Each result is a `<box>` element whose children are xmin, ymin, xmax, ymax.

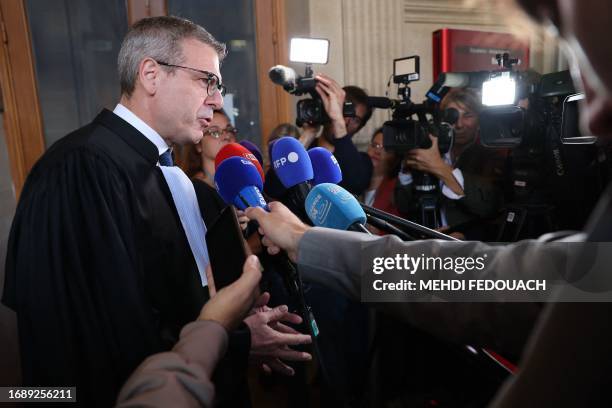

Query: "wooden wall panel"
<box><xmin>255</xmin><ymin>0</ymin><xmax>291</xmax><ymax>153</ymax></box>
<box><xmin>0</xmin><ymin>0</ymin><xmax>45</xmax><ymax>198</ymax></box>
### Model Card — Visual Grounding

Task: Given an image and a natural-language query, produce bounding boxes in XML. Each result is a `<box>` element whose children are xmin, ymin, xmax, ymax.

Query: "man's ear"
<box><xmin>138</xmin><ymin>58</ymin><xmax>161</xmax><ymax>95</ymax></box>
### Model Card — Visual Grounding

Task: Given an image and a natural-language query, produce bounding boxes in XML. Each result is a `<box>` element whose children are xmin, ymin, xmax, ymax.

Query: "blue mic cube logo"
<box><xmin>306</xmin><ymin>192</ymin><xmax>332</xmax><ymax>226</ymax></box>
<box><xmin>273</xmin><ymin>151</ymin><xmax>300</xmax><ymax>169</ymax></box>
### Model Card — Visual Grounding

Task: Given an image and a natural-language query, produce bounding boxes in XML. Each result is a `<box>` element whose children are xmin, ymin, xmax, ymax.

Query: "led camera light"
<box><xmin>289</xmin><ymin>38</ymin><xmax>329</xmax><ymax>64</ymax></box>
<box><xmin>482</xmin><ymin>72</ymin><xmax>516</xmax><ymax>106</ymax></box>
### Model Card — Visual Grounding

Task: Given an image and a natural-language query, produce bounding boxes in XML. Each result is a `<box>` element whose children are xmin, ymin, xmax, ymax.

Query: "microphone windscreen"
<box><xmin>215</xmin><ymin>143</ymin><xmax>265</xmax><ymax>182</ymax></box>
<box><xmin>271</xmin><ymin>136</ymin><xmax>313</xmax><ymax>188</ymax></box>
<box><xmin>238</xmin><ymin>140</ymin><xmax>264</xmax><ymax>167</ymax></box>
<box><xmin>305</xmin><ymin>183</ymin><xmax>367</xmax><ymax>230</ymax></box>
<box><xmin>215</xmin><ymin>156</ymin><xmax>264</xmax><ymax>205</ymax></box>
<box><xmin>308</xmin><ymin>147</ymin><xmax>342</xmax><ymax>185</ymax></box>
<box><xmin>269</xmin><ymin>65</ymin><xmax>297</xmax><ymax>88</ymax></box>
<box><xmin>367</xmin><ymin>96</ymin><xmax>394</xmax><ymax>109</ymax></box>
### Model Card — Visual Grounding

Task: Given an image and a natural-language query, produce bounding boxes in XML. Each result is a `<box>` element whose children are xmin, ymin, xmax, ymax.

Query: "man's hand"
<box><xmin>244</xmin><ymin>292</ymin><xmax>312</xmax><ymax>376</ymax></box>
<box><xmin>315</xmin><ymin>74</ymin><xmax>348</xmax><ymax>138</ymax></box>
<box><xmin>245</xmin><ymin>201</ymin><xmax>310</xmax><ymax>262</ymax></box>
<box><xmin>299</xmin><ymin>123</ymin><xmax>321</xmax><ymax>147</ymax></box>
<box><xmin>199</xmin><ymin>255</ymin><xmax>262</xmax><ymax>331</ymax></box>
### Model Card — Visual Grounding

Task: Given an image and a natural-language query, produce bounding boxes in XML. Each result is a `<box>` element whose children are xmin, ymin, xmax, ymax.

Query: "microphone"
<box><xmin>214</xmin><ymin>156</ymin><xmax>267</xmax><ymax>211</ymax></box>
<box><xmin>271</xmin><ymin>136</ymin><xmax>314</xmax><ymax>222</ymax></box>
<box><xmin>268</xmin><ymin>65</ymin><xmax>298</xmax><ymax>92</ymax></box>
<box><xmin>305</xmin><ymin>183</ymin><xmax>371</xmax><ymax>234</ymax></box>
<box><xmin>215</xmin><ymin>152</ymin><xmax>319</xmax><ymax>339</ymax></box>
<box><xmin>307</xmin><ymin>147</ymin><xmax>342</xmax><ymax>186</ymax></box>
<box><xmin>238</xmin><ymin>140</ymin><xmax>264</xmax><ymax>168</ymax></box>
<box><xmin>367</xmin><ymin>96</ymin><xmax>401</xmax><ymax>109</ymax></box>
<box><xmin>215</xmin><ymin>143</ymin><xmax>265</xmax><ymax>182</ymax></box>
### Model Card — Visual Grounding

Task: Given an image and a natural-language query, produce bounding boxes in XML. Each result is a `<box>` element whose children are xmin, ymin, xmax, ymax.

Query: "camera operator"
<box><xmin>245</xmin><ymin>0</ymin><xmax>612</xmax><ymax>397</ymax></box>
<box><xmin>299</xmin><ymin>75</ymin><xmax>374</xmax><ymax>196</ymax></box>
<box><xmin>395</xmin><ymin>88</ymin><xmax>504</xmax><ymax>239</ymax></box>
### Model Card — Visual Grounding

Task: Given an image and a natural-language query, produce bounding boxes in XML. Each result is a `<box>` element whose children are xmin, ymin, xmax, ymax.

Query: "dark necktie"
<box><xmin>159</xmin><ymin>149</ymin><xmax>173</xmax><ymax>167</ymax></box>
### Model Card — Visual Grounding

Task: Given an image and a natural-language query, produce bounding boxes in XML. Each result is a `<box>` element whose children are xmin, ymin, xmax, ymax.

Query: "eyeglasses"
<box><xmin>203</xmin><ymin>125</ymin><xmax>238</xmax><ymax>139</ymax></box>
<box><xmin>369</xmin><ymin>141</ymin><xmax>384</xmax><ymax>150</ymax></box>
<box><xmin>156</xmin><ymin>60</ymin><xmax>226</xmax><ymax>97</ymax></box>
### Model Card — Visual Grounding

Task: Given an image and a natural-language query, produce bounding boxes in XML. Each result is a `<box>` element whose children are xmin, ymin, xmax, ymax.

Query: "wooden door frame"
<box><xmin>254</xmin><ymin>0</ymin><xmax>291</xmax><ymax>155</ymax></box>
<box><xmin>0</xmin><ymin>0</ymin><xmax>290</xmax><ymax>196</ymax></box>
<box><xmin>0</xmin><ymin>0</ymin><xmax>45</xmax><ymax>198</ymax></box>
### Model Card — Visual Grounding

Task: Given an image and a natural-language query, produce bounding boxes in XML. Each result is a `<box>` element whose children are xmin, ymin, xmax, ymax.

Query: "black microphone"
<box><xmin>367</xmin><ymin>96</ymin><xmax>401</xmax><ymax>109</ymax></box>
<box><xmin>268</xmin><ymin>65</ymin><xmax>298</xmax><ymax>92</ymax></box>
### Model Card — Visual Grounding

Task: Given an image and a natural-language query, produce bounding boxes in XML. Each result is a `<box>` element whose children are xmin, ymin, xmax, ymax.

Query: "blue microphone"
<box><xmin>270</xmin><ymin>136</ymin><xmax>314</xmax><ymax>223</ymax></box>
<box><xmin>305</xmin><ymin>183</ymin><xmax>371</xmax><ymax>233</ymax></box>
<box><xmin>214</xmin><ymin>156</ymin><xmax>268</xmax><ymax>211</ymax></box>
<box><xmin>308</xmin><ymin>147</ymin><xmax>342</xmax><ymax>185</ymax></box>
<box><xmin>271</xmin><ymin>137</ymin><xmax>313</xmax><ymax>187</ymax></box>
<box><xmin>217</xmin><ymin>148</ymin><xmax>318</xmax><ymax>337</ymax></box>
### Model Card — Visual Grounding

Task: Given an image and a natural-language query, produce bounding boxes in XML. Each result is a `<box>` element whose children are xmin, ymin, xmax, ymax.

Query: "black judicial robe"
<box><xmin>2</xmin><ymin>110</ymin><xmax>232</xmax><ymax>406</ymax></box>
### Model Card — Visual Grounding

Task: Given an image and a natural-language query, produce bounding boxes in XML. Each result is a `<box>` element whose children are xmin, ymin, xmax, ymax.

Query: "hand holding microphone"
<box><xmin>244</xmin><ymin>142</ymin><xmax>343</xmax><ymax>259</ymax></box>
<box><xmin>246</xmin><ymin>182</ymin><xmax>373</xmax><ymax>262</ymax></box>
<box><xmin>214</xmin><ymin>156</ymin><xmax>313</xmax><ymax>375</ymax></box>
<box><xmin>245</xmin><ymin>202</ymin><xmax>310</xmax><ymax>262</ymax></box>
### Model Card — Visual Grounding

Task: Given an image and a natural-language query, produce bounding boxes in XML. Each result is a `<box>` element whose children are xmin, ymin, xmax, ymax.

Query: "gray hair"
<box><xmin>118</xmin><ymin>16</ymin><xmax>226</xmax><ymax>97</ymax></box>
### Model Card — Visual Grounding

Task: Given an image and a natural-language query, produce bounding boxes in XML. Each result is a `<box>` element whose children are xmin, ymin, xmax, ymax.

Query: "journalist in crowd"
<box><xmin>394</xmin><ymin>88</ymin><xmax>504</xmax><ymax>240</ymax></box>
<box><xmin>245</xmin><ymin>2</ymin><xmax>612</xmax><ymax>403</ymax></box>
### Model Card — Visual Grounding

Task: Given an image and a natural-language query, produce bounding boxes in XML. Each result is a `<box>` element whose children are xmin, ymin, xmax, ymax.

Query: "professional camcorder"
<box><xmin>366</xmin><ymin>55</ymin><xmax>461</xmax><ymax>228</ymax></box>
<box><xmin>432</xmin><ymin>53</ymin><xmax>603</xmax><ymax>238</ymax></box>
<box><xmin>427</xmin><ymin>53</ymin><xmax>592</xmax><ymax>147</ymax></box>
<box><xmin>370</xmin><ymin>55</ymin><xmax>458</xmax><ymax>155</ymax></box>
<box><xmin>268</xmin><ymin>38</ymin><xmax>355</xmax><ymax>127</ymax></box>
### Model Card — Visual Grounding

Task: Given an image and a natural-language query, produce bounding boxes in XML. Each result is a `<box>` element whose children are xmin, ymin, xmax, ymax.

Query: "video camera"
<box><xmin>426</xmin><ymin>53</ymin><xmax>593</xmax><ymax>147</ymax></box>
<box><xmin>366</xmin><ymin>55</ymin><xmax>462</xmax><ymax>228</ymax></box>
<box><xmin>368</xmin><ymin>55</ymin><xmax>458</xmax><ymax>154</ymax></box>
<box><xmin>268</xmin><ymin>38</ymin><xmax>355</xmax><ymax>127</ymax></box>
<box><xmin>430</xmin><ymin>53</ymin><xmax>601</xmax><ymax>238</ymax></box>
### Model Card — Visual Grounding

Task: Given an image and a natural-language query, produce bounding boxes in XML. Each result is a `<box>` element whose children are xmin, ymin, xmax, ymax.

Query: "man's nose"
<box><xmin>206</xmin><ymin>91</ymin><xmax>224</xmax><ymax>110</ymax></box>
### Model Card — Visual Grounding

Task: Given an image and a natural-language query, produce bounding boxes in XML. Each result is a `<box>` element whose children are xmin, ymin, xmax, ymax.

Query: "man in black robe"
<box><xmin>2</xmin><ymin>16</ymin><xmax>310</xmax><ymax>407</ymax></box>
